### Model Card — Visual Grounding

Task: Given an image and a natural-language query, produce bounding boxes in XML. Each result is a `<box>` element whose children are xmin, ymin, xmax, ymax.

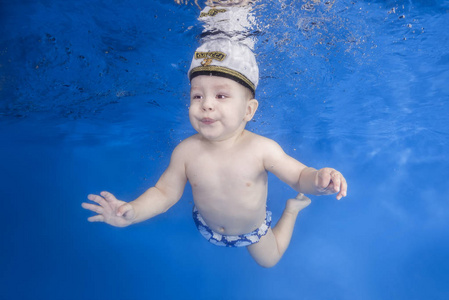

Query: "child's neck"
<box><xmin>200</xmin><ymin>129</ymin><xmax>249</xmax><ymax>151</ymax></box>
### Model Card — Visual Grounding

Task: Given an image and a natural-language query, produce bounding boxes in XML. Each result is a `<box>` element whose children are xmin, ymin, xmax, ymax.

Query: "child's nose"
<box><xmin>201</xmin><ymin>97</ymin><xmax>214</xmax><ymax>111</ymax></box>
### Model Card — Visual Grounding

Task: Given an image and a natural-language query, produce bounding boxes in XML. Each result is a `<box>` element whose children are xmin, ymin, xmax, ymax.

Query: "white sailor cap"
<box><xmin>188</xmin><ymin>39</ymin><xmax>259</xmax><ymax>95</ymax></box>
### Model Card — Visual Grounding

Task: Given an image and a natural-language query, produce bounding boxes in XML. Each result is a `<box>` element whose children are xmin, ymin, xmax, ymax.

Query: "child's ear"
<box><xmin>244</xmin><ymin>99</ymin><xmax>259</xmax><ymax>121</ymax></box>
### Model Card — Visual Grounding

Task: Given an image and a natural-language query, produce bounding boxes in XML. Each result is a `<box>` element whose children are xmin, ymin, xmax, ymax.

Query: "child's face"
<box><xmin>189</xmin><ymin>75</ymin><xmax>257</xmax><ymax>142</ymax></box>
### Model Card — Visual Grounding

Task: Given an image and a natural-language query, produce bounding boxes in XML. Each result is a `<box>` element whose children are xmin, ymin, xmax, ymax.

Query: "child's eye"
<box><xmin>192</xmin><ymin>95</ymin><xmax>202</xmax><ymax>100</ymax></box>
<box><xmin>216</xmin><ymin>94</ymin><xmax>227</xmax><ymax>99</ymax></box>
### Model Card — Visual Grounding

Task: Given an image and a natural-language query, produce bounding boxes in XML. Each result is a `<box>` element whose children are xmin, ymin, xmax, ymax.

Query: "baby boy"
<box><xmin>82</xmin><ymin>39</ymin><xmax>347</xmax><ymax>268</ymax></box>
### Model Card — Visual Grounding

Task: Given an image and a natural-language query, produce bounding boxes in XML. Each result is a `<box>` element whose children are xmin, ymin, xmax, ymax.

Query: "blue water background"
<box><xmin>1</xmin><ymin>0</ymin><xmax>449</xmax><ymax>299</ymax></box>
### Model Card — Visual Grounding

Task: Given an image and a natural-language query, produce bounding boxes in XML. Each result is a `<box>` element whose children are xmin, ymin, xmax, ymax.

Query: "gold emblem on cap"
<box><xmin>199</xmin><ymin>8</ymin><xmax>227</xmax><ymax>18</ymax></box>
<box><xmin>195</xmin><ymin>51</ymin><xmax>226</xmax><ymax>67</ymax></box>
<box><xmin>194</xmin><ymin>51</ymin><xmax>226</xmax><ymax>62</ymax></box>
<box><xmin>201</xmin><ymin>58</ymin><xmax>213</xmax><ymax>66</ymax></box>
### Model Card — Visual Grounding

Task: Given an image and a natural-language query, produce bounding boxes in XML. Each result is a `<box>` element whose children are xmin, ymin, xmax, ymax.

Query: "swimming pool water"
<box><xmin>1</xmin><ymin>0</ymin><xmax>449</xmax><ymax>299</ymax></box>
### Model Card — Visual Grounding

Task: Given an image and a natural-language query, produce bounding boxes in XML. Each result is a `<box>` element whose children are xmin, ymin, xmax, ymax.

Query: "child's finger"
<box><xmin>87</xmin><ymin>194</ymin><xmax>108</xmax><ymax>207</ymax></box>
<box><xmin>336</xmin><ymin>188</ymin><xmax>345</xmax><ymax>200</ymax></box>
<box><xmin>101</xmin><ymin>191</ymin><xmax>118</xmax><ymax>203</ymax></box>
<box><xmin>340</xmin><ymin>176</ymin><xmax>348</xmax><ymax>197</ymax></box>
<box><xmin>87</xmin><ymin>215</ymin><xmax>104</xmax><ymax>222</ymax></box>
<box><xmin>81</xmin><ymin>202</ymin><xmax>104</xmax><ymax>214</ymax></box>
<box><xmin>330</xmin><ymin>171</ymin><xmax>342</xmax><ymax>193</ymax></box>
<box><xmin>316</xmin><ymin>169</ymin><xmax>331</xmax><ymax>190</ymax></box>
<box><xmin>336</xmin><ymin>175</ymin><xmax>348</xmax><ymax>200</ymax></box>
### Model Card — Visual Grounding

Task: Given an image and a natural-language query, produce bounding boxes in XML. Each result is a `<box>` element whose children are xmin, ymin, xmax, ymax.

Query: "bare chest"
<box><xmin>186</xmin><ymin>151</ymin><xmax>264</xmax><ymax>190</ymax></box>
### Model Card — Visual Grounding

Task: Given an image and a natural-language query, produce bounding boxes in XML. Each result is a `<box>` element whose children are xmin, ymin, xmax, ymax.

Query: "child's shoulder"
<box><xmin>172</xmin><ymin>134</ymin><xmax>206</xmax><ymax>153</ymax></box>
<box><xmin>174</xmin><ymin>134</ymin><xmax>200</xmax><ymax>148</ymax></box>
<box><xmin>169</xmin><ymin>135</ymin><xmax>202</xmax><ymax>162</ymax></box>
<box><xmin>245</xmin><ymin>131</ymin><xmax>281</xmax><ymax>148</ymax></box>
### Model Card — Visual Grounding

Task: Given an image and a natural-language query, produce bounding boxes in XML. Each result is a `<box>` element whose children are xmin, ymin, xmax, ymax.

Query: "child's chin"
<box><xmin>199</xmin><ymin>131</ymin><xmax>227</xmax><ymax>141</ymax></box>
<box><xmin>200</xmin><ymin>133</ymin><xmax>221</xmax><ymax>141</ymax></box>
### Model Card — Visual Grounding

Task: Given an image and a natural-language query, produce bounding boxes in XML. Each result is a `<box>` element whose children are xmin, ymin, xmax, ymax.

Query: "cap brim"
<box><xmin>189</xmin><ymin>66</ymin><xmax>255</xmax><ymax>96</ymax></box>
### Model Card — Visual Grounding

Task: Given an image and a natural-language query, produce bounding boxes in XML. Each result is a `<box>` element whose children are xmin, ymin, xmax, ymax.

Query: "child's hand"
<box><xmin>82</xmin><ymin>191</ymin><xmax>135</xmax><ymax>227</ymax></box>
<box><xmin>315</xmin><ymin>168</ymin><xmax>348</xmax><ymax>200</ymax></box>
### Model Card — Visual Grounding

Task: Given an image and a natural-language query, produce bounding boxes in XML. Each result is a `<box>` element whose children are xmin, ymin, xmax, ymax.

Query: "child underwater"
<box><xmin>82</xmin><ymin>0</ymin><xmax>347</xmax><ymax>268</ymax></box>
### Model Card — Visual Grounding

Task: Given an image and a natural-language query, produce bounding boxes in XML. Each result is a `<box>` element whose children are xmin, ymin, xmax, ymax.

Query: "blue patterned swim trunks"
<box><xmin>192</xmin><ymin>206</ymin><xmax>272</xmax><ymax>247</ymax></box>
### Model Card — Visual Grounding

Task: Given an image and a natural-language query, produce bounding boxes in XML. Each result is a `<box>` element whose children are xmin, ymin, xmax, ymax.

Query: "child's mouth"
<box><xmin>201</xmin><ymin>118</ymin><xmax>216</xmax><ymax>125</ymax></box>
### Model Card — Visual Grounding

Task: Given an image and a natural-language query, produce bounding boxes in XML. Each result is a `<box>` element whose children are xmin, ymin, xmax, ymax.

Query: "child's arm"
<box><xmin>262</xmin><ymin>139</ymin><xmax>347</xmax><ymax>200</ymax></box>
<box><xmin>82</xmin><ymin>144</ymin><xmax>188</xmax><ymax>227</ymax></box>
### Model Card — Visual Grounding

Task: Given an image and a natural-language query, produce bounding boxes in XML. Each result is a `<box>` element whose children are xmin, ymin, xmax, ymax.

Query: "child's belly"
<box><xmin>192</xmin><ymin>184</ymin><xmax>268</xmax><ymax>236</ymax></box>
